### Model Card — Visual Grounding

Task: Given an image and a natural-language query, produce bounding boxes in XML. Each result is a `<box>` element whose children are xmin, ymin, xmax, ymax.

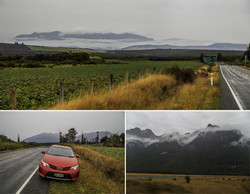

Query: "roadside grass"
<box><xmin>126</xmin><ymin>174</ymin><xmax>250</xmax><ymax>194</ymax></box>
<box><xmin>0</xmin><ymin>141</ymin><xmax>40</xmax><ymax>151</ymax></box>
<box><xmin>49</xmin><ymin>74</ymin><xmax>178</xmax><ymax>110</ymax></box>
<box><xmin>157</xmin><ymin>65</ymin><xmax>220</xmax><ymax>109</ymax></box>
<box><xmin>126</xmin><ymin>179</ymin><xmax>189</xmax><ymax>193</ymax></box>
<box><xmin>50</xmin><ymin>64</ymin><xmax>220</xmax><ymax>110</ymax></box>
<box><xmin>49</xmin><ymin>145</ymin><xmax>124</xmax><ymax>194</ymax></box>
<box><xmin>80</xmin><ymin>145</ymin><xmax>124</xmax><ymax>159</ymax></box>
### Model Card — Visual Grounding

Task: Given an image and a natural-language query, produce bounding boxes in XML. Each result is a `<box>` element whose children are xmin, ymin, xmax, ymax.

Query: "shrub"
<box><xmin>164</xmin><ymin>65</ymin><xmax>196</xmax><ymax>83</ymax></box>
<box><xmin>185</xmin><ymin>175</ymin><xmax>190</xmax><ymax>183</ymax></box>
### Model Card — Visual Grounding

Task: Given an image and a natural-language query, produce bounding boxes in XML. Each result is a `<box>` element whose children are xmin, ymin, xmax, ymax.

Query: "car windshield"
<box><xmin>47</xmin><ymin>146</ymin><xmax>75</xmax><ymax>158</ymax></box>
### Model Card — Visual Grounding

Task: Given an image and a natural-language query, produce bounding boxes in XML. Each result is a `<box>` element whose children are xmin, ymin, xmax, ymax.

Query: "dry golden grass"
<box><xmin>72</xmin><ymin>145</ymin><xmax>124</xmax><ymax>182</ymax></box>
<box><xmin>127</xmin><ymin>173</ymin><xmax>250</xmax><ymax>194</ymax></box>
<box><xmin>49</xmin><ymin>75</ymin><xmax>178</xmax><ymax>110</ymax></box>
<box><xmin>157</xmin><ymin>72</ymin><xmax>220</xmax><ymax>110</ymax></box>
<box><xmin>49</xmin><ymin>145</ymin><xmax>124</xmax><ymax>194</ymax></box>
<box><xmin>49</xmin><ymin>65</ymin><xmax>220</xmax><ymax>110</ymax></box>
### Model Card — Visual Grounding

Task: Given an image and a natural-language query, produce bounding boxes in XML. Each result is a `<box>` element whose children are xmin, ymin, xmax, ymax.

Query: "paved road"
<box><xmin>0</xmin><ymin>147</ymin><xmax>49</xmax><ymax>194</ymax></box>
<box><xmin>219</xmin><ymin>64</ymin><xmax>250</xmax><ymax>110</ymax></box>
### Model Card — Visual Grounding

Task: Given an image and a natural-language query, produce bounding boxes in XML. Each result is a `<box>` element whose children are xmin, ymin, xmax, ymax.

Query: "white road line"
<box><xmin>16</xmin><ymin>166</ymin><xmax>38</xmax><ymax>194</ymax></box>
<box><xmin>220</xmin><ymin>65</ymin><xmax>243</xmax><ymax>110</ymax></box>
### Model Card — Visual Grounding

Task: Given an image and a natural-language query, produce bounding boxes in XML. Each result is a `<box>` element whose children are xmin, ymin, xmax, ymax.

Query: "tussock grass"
<box><xmin>72</xmin><ymin>145</ymin><xmax>124</xmax><ymax>183</ymax></box>
<box><xmin>50</xmin><ymin>75</ymin><xmax>177</xmax><ymax>110</ymax></box>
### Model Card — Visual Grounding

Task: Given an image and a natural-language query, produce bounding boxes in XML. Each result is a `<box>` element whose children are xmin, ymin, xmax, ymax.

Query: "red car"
<box><xmin>39</xmin><ymin>145</ymin><xmax>80</xmax><ymax>181</ymax></box>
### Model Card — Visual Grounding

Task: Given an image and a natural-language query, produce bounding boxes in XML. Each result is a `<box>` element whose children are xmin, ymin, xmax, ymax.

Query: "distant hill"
<box><xmin>24</xmin><ymin>133</ymin><xmax>59</xmax><ymax>143</ymax></box>
<box><xmin>23</xmin><ymin>131</ymin><xmax>113</xmax><ymax>143</ymax></box>
<box><xmin>0</xmin><ymin>43</ymin><xmax>60</xmax><ymax>56</ymax></box>
<box><xmin>15</xmin><ymin>31</ymin><xmax>154</xmax><ymax>42</ymax></box>
<box><xmin>122</xmin><ymin>43</ymin><xmax>248</xmax><ymax>51</ymax></box>
<box><xmin>127</xmin><ymin>125</ymin><xmax>250</xmax><ymax>175</ymax></box>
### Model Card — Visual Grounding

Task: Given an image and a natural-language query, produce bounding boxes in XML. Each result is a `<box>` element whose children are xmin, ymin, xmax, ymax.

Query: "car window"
<box><xmin>47</xmin><ymin>147</ymin><xmax>75</xmax><ymax>157</ymax></box>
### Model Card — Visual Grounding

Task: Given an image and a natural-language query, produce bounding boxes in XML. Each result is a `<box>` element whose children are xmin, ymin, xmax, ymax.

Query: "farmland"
<box><xmin>80</xmin><ymin>145</ymin><xmax>124</xmax><ymax>159</ymax></box>
<box><xmin>28</xmin><ymin>45</ymin><xmax>105</xmax><ymax>53</ymax></box>
<box><xmin>126</xmin><ymin>173</ymin><xmax>250</xmax><ymax>194</ymax></box>
<box><xmin>0</xmin><ymin>60</ymin><xmax>202</xmax><ymax>109</ymax></box>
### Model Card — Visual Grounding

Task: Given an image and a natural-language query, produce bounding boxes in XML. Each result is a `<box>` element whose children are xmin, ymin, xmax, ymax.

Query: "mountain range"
<box><xmin>14</xmin><ymin>31</ymin><xmax>248</xmax><ymax>51</ymax></box>
<box><xmin>15</xmin><ymin>31</ymin><xmax>154</xmax><ymax>42</ymax></box>
<box><xmin>24</xmin><ymin>131</ymin><xmax>112</xmax><ymax>143</ymax></box>
<box><xmin>122</xmin><ymin>43</ymin><xmax>248</xmax><ymax>51</ymax></box>
<box><xmin>126</xmin><ymin>125</ymin><xmax>250</xmax><ymax>175</ymax></box>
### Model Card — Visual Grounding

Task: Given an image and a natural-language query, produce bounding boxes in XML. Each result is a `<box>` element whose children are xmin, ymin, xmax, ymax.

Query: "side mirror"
<box><xmin>41</xmin><ymin>151</ymin><xmax>46</xmax><ymax>154</ymax></box>
<box><xmin>76</xmin><ymin>155</ymin><xmax>79</xmax><ymax>158</ymax></box>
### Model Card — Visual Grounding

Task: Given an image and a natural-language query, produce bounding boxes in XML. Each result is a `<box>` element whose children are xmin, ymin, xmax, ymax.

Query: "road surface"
<box><xmin>0</xmin><ymin>147</ymin><xmax>49</xmax><ymax>194</ymax></box>
<box><xmin>219</xmin><ymin>64</ymin><xmax>250</xmax><ymax>110</ymax></box>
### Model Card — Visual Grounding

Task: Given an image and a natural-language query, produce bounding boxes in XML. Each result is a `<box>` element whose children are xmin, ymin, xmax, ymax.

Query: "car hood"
<box><xmin>43</xmin><ymin>154</ymin><xmax>78</xmax><ymax>167</ymax></box>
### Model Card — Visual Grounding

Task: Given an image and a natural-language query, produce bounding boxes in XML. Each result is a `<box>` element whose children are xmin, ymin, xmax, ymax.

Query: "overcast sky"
<box><xmin>0</xmin><ymin>111</ymin><xmax>125</xmax><ymax>141</ymax></box>
<box><xmin>126</xmin><ymin>111</ymin><xmax>250</xmax><ymax>137</ymax></box>
<box><xmin>0</xmin><ymin>0</ymin><xmax>249</xmax><ymax>44</ymax></box>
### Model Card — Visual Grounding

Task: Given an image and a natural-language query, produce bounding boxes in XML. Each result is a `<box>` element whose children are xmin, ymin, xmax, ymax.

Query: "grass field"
<box><xmin>28</xmin><ymin>45</ymin><xmax>105</xmax><ymax>53</ymax></box>
<box><xmin>49</xmin><ymin>145</ymin><xmax>124</xmax><ymax>194</ymax></box>
<box><xmin>80</xmin><ymin>145</ymin><xmax>124</xmax><ymax>159</ymax></box>
<box><xmin>126</xmin><ymin>173</ymin><xmax>250</xmax><ymax>194</ymax></box>
<box><xmin>0</xmin><ymin>60</ymin><xmax>202</xmax><ymax>109</ymax></box>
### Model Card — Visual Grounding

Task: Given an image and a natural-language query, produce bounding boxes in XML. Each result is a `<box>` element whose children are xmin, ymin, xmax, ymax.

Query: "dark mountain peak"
<box><xmin>207</xmin><ymin>123</ymin><xmax>219</xmax><ymax>128</ymax></box>
<box><xmin>127</xmin><ymin>127</ymin><xmax>157</xmax><ymax>139</ymax></box>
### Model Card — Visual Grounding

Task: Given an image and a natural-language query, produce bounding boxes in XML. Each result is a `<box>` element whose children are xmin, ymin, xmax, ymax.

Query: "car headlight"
<box><xmin>70</xmin><ymin>165</ymin><xmax>79</xmax><ymax>170</ymax></box>
<box><xmin>41</xmin><ymin>160</ymin><xmax>49</xmax><ymax>168</ymax></box>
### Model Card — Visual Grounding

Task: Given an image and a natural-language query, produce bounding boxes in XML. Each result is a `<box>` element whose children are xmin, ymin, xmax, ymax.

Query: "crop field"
<box><xmin>0</xmin><ymin>60</ymin><xmax>202</xmax><ymax>109</ymax></box>
<box><xmin>126</xmin><ymin>173</ymin><xmax>250</xmax><ymax>194</ymax></box>
<box><xmin>28</xmin><ymin>45</ymin><xmax>105</xmax><ymax>53</ymax></box>
<box><xmin>81</xmin><ymin>145</ymin><xmax>124</xmax><ymax>159</ymax></box>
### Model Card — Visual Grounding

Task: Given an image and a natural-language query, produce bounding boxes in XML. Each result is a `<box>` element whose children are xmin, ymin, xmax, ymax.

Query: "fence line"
<box><xmin>9</xmin><ymin>67</ymin><xmax>159</xmax><ymax>108</ymax></box>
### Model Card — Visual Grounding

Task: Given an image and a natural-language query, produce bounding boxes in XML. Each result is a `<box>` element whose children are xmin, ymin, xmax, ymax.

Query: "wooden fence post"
<box><xmin>60</xmin><ymin>81</ymin><xmax>64</xmax><ymax>103</ymax></box>
<box><xmin>146</xmin><ymin>68</ymin><xmax>149</xmax><ymax>77</ymax></box>
<box><xmin>125</xmin><ymin>70</ymin><xmax>128</xmax><ymax>85</ymax></box>
<box><xmin>110</xmin><ymin>74</ymin><xmax>113</xmax><ymax>91</ymax></box>
<box><xmin>90</xmin><ymin>79</ymin><xmax>94</xmax><ymax>94</ymax></box>
<box><xmin>153</xmin><ymin>67</ymin><xmax>156</xmax><ymax>74</ymax></box>
<box><xmin>11</xmin><ymin>90</ymin><xmax>16</xmax><ymax>110</ymax></box>
<box><xmin>137</xmin><ymin>69</ymin><xmax>140</xmax><ymax>80</ymax></box>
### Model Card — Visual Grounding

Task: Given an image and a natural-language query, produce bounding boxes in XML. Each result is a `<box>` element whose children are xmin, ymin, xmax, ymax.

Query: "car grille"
<box><xmin>48</xmin><ymin>163</ymin><xmax>71</xmax><ymax>171</ymax></box>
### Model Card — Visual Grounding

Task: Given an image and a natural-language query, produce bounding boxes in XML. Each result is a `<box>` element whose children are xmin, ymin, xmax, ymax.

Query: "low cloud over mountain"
<box><xmin>126</xmin><ymin>125</ymin><xmax>250</xmax><ymax>175</ymax></box>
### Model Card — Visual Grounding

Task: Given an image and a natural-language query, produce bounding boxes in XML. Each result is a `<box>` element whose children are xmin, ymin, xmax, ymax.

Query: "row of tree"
<box><xmin>59</xmin><ymin>128</ymin><xmax>125</xmax><ymax>147</ymax></box>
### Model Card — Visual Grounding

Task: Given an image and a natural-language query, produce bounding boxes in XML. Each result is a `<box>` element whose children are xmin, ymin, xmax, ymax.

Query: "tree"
<box><xmin>217</xmin><ymin>52</ymin><xmax>222</xmax><ymax>61</ymax></box>
<box><xmin>17</xmin><ymin>134</ymin><xmax>20</xmax><ymax>143</ymax></box>
<box><xmin>100</xmin><ymin>136</ymin><xmax>109</xmax><ymax>145</ymax></box>
<box><xmin>81</xmin><ymin>131</ymin><xmax>86</xmax><ymax>144</ymax></box>
<box><xmin>65</xmin><ymin>128</ymin><xmax>77</xmax><ymax>143</ymax></box>
<box><xmin>120</xmin><ymin>133</ymin><xmax>125</xmax><ymax>146</ymax></box>
<box><xmin>95</xmin><ymin>131</ymin><xmax>99</xmax><ymax>143</ymax></box>
<box><xmin>244</xmin><ymin>43</ymin><xmax>250</xmax><ymax>60</ymax></box>
<box><xmin>200</xmin><ymin>53</ymin><xmax>204</xmax><ymax>63</ymax></box>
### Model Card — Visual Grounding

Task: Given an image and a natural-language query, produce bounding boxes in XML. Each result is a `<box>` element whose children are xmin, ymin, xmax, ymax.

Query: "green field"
<box><xmin>0</xmin><ymin>60</ymin><xmax>202</xmax><ymax>109</ymax></box>
<box><xmin>28</xmin><ymin>45</ymin><xmax>104</xmax><ymax>53</ymax></box>
<box><xmin>81</xmin><ymin>145</ymin><xmax>124</xmax><ymax>159</ymax></box>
